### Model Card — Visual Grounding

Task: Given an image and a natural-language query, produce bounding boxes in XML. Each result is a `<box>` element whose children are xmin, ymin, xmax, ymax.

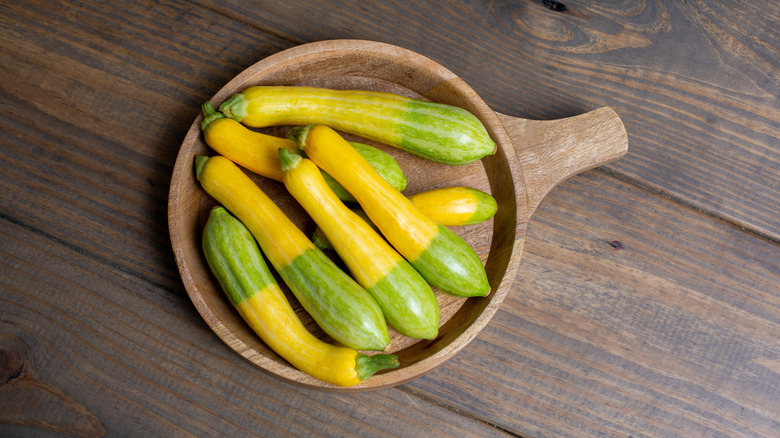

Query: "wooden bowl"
<box><xmin>168</xmin><ymin>40</ymin><xmax>628</xmax><ymax>391</ymax></box>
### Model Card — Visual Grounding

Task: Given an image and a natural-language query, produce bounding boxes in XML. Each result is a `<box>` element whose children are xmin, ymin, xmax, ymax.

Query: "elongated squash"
<box><xmin>320</xmin><ymin>142</ymin><xmax>407</xmax><ymax>203</ymax></box>
<box><xmin>290</xmin><ymin>125</ymin><xmax>491</xmax><ymax>298</ymax></box>
<box><xmin>200</xmin><ymin>102</ymin><xmax>406</xmax><ymax>202</ymax></box>
<box><xmin>200</xmin><ymin>101</ymin><xmax>296</xmax><ymax>181</ymax></box>
<box><xmin>195</xmin><ymin>154</ymin><xmax>390</xmax><ymax>351</ymax></box>
<box><xmin>311</xmin><ymin>206</ymin><xmax>374</xmax><ymax>250</ymax></box>
<box><xmin>218</xmin><ymin>86</ymin><xmax>496</xmax><ymax>165</ymax></box>
<box><xmin>202</xmin><ymin>207</ymin><xmax>398</xmax><ymax>387</ymax></box>
<box><xmin>279</xmin><ymin>148</ymin><xmax>439</xmax><ymax>340</ymax></box>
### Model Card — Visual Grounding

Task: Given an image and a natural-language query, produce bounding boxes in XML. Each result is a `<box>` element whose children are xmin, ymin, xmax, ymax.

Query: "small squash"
<box><xmin>406</xmin><ymin>186</ymin><xmax>497</xmax><ymax>226</ymax></box>
<box><xmin>312</xmin><ymin>186</ymin><xmax>497</xmax><ymax>250</ymax></box>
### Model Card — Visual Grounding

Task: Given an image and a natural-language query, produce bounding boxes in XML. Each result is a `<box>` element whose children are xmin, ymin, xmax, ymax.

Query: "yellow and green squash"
<box><xmin>289</xmin><ymin>125</ymin><xmax>491</xmax><ymax>298</ymax></box>
<box><xmin>279</xmin><ymin>148</ymin><xmax>440</xmax><ymax>340</ymax></box>
<box><xmin>312</xmin><ymin>187</ymin><xmax>497</xmax><ymax>250</ymax></box>
<box><xmin>195</xmin><ymin>154</ymin><xmax>390</xmax><ymax>351</ymax></box>
<box><xmin>218</xmin><ymin>86</ymin><xmax>496</xmax><ymax>165</ymax></box>
<box><xmin>202</xmin><ymin>206</ymin><xmax>398</xmax><ymax>387</ymax></box>
<box><xmin>200</xmin><ymin>101</ymin><xmax>407</xmax><ymax>202</ymax></box>
<box><xmin>406</xmin><ymin>186</ymin><xmax>497</xmax><ymax>226</ymax></box>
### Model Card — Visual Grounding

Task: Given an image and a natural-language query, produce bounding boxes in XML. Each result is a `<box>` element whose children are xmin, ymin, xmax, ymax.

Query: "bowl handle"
<box><xmin>497</xmin><ymin>107</ymin><xmax>628</xmax><ymax>216</ymax></box>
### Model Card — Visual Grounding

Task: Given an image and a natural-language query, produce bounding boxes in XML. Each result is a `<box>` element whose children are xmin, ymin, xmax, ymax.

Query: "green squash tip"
<box><xmin>278</xmin><ymin>148</ymin><xmax>302</xmax><ymax>171</ymax></box>
<box><xmin>208</xmin><ymin>205</ymin><xmax>228</xmax><ymax>217</ymax></box>
<box><xmin>355</xmin><ymin>353</ymin><xmax>399</xmax><ymax>381</ymax></box>
<box><xmin>195</xmin><ymin>155</ymin><xmax>209</xmax><ymax>181</ymax></box>
<box><xmin>200</xmin><ymin>102</ymin><xmax>224</xmax><ymax>131</ymax></box>
<box><xmin>218</xmin><ymin>94</ymin><xmax>248</xmax><ymax>121</ymax></box>
<box><xmin>286</xmin><ymin>125</ymin><xmax>312</xmax><ymax>149</ymax></box>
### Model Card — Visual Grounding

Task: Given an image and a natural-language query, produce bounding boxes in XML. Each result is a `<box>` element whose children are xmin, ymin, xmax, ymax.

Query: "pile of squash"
<box><xmin>196</xmin><ymin>86</ymin><xmax>498</xmax><ymax>387</ymax></box>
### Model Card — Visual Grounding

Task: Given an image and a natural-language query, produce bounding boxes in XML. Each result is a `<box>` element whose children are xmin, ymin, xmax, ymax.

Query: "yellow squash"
<box><xmin>202</xmin><ymin>207</ymin><xmax>398</xmax><ymax>387</ymax></box>
<box><xmin>406</xmin><ymin>187</ymin><xmax>497</xmax><ymax>226</ymax></box>
<box><xmin>218</xmin><ymin>86</ymin><xmax>496</xmax><ymax>165</ymax></box>
<box><xmin>195</xmin><ymin>154</ymin><xmax>390</xmax><ymax>351</ymax></box>
<box><xmin>289</xmin><ymin>125</ymin><xmax>491</xmax><ymax>297</ymax></box>
<box><xmin>200</xmin><ymin>102</ymin><xmax>407</xmax><ymax>202</ymax></box>
<box><xmin>311</xmin><ymin>187</ymin><xmax>497</xmax><ymax>251</ymax></box>
<box><xmin>279</xmin><ymin>149</ymin><xmax>439</xmax><ymax>340</ymax></box>
<box><xmin>201</xmin><ymin>101</ymin><xmax>295</xmax><ymax>181</ymax></box>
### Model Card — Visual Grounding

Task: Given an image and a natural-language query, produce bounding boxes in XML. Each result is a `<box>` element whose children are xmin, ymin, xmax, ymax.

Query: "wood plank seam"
<box><xmin>593</xmin><ymin>166</ymin><xmax>780</xmax><ymax>246</ymax></box>
<box><xmin>193</xmin><ymin>2</ymin><xmax>306</xmax><ymax>46</ymax></box>
<box><xmin>0</xmin><ymin>211</ymin><xmax>180</xmax><ymax>296</ymax></box>
<box><xmin>395</xmin><ymin>385</ymin><xmax>522</xmax><ymax>437</ymax></box>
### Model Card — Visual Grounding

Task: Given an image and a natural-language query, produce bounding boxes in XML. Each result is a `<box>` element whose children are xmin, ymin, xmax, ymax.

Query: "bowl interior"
<box><xmin>168</xmin><ymin>40</ymin><xmax>528</xmax><ymax>390</ymax></box>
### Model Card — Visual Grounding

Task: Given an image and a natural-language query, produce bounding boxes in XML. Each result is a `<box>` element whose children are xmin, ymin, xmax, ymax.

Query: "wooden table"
<box><xmin>2</xmin><ymin>1</ymin><xmax>778</xmax><ymax>436</ymax></box>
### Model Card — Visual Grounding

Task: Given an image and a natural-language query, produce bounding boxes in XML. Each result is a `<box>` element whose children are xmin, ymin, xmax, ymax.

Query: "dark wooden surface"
<box><xmin>1</xmin><ymin>0</ymin><xmax>778</xmax><ymax>436</ymax></box>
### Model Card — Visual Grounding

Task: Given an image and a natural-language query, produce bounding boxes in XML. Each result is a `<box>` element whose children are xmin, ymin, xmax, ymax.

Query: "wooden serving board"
<box><xmin>168</xmin><ymin>40</ymin><xmax>628</xmax><ymax>391</ymax></box>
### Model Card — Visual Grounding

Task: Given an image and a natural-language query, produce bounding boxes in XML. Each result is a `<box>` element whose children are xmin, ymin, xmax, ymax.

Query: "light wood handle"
<box><xmin>497</xmin><ymin>107</ymin><xmax>628</xmax><ymax>216</ymax></box>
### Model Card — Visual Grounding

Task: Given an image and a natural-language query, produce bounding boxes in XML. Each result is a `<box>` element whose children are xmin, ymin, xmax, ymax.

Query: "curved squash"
<box><xmin>202</xmin><ymin>207</ymin><xmax>398</xmax><ymax>386</ymax></box>
<box><xmin>195</xmin><ymin>154</ymin><xmax>390</xmax><ymax>351</ymax></box>
<box><xmin>290</xmin><ymin>125</ymin><xmax>491</xmax><ymax>298</ymax></box>
<box><xmin>200</xmin><ymin>102</ymin><xmax>407</xmax><ymax>202</ymax></box>
<box><xmin>279</xmin><ymin>149</ymin><xmax>439</xmax><ymax>340</ymax></box>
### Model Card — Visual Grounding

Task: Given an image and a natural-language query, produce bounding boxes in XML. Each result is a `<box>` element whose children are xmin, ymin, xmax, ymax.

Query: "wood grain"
<box><xmin>499</xmin><ymin>107</ymin><xmax>628</xmax><ymax>216</ymax></box>
<box><xmin>0</xmin><ymin>335</ymin><xmax>105</xmax><ymax>437</ymax></box>
<box><xmin>0</xmin><ymin>0</ymin><xmax>293</xmax><ymax>291</ymax></box>
<box><xmin>0</xmin><ymin>0</ymin><xmax>778</xmax><ymax>435</ymax></box>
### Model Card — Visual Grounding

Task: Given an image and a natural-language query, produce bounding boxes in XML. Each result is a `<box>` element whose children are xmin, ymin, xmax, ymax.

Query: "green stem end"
<box><xmin>218</xmin><ymin>93</ymin><xmax>249</xmax><ymax>122</ymax></box>
<box><xmin>195</xmin><ymin>155</ymin><xmax>209</xmax><ymax>181</ymax></box>
<box><xmin>355</xmin><ymin>353</ymin><xmax>399</xmax><ymax>381</ymax></box>
<box><xmin>200</xmin><ymin>102</ymin><xmax>224</xmax><ymax>131</ymax></box>
<box><xmin>286</xmin><ymin>125</ymin><xmax>312</xmax><ymax>149</ymax></box>
<box><xmin>278</xmin><ymin>148</ymin><xmax>302</xmax><ymax>172</ymax></box>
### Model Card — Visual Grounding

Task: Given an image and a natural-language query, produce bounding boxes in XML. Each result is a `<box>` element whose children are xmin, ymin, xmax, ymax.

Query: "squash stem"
<box><xmin>278</xmin><ymin>148</ymin><xmax>302</xmax><ymax>171</ymax></box>
<box><xmin>195</xmin><ymin>155</ymin><xmax>209</xmax><ymax>181</ymax></box>
<box><xmin>200</xmin><ymin>102</ymin><xmax>224</xmax><ymax>131</ymax></box>
<box><xmin>218</xmin><ymin>93</ymin><xmax>249</xmax><ymax>122</ymax></box>
<box><xmin>355</xmin><ymin>353</ymin><xmax>399</xmax><ymax>381</ymax></box>
<box><xmin>286</xmin><ymin>125</ymin><xmax>312</xmax><ymax>148</ymax></box>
